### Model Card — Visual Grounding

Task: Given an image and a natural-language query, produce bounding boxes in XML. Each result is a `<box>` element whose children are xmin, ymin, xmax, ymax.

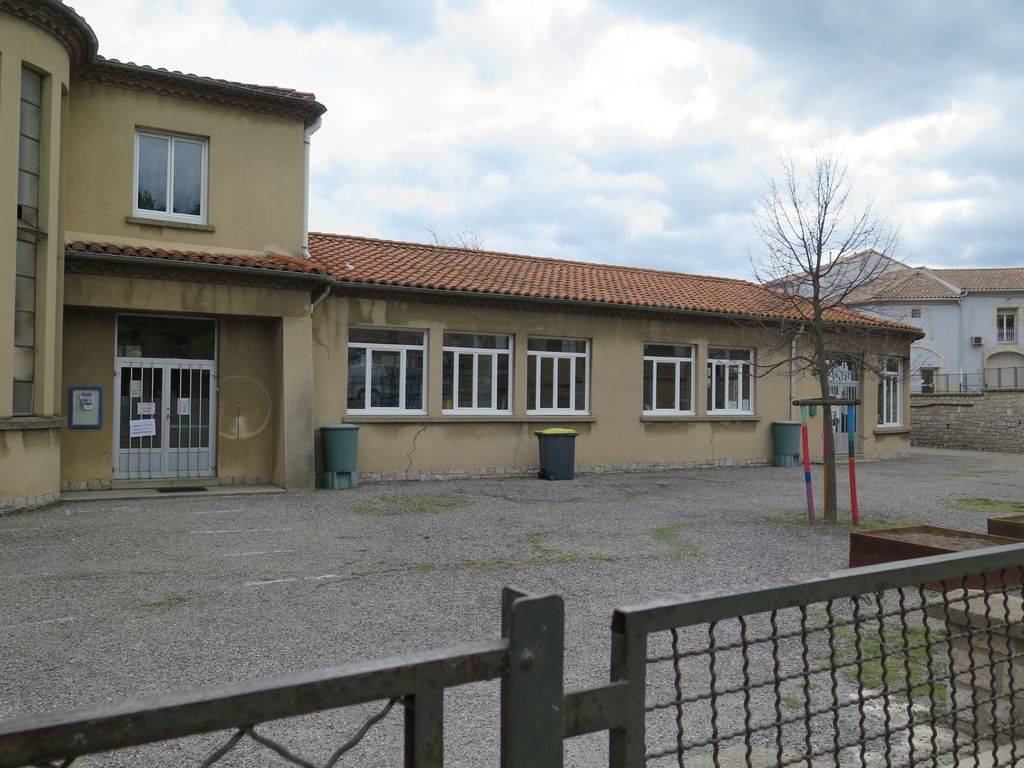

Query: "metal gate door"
<box><xmin>113</xmin><ymin>360</ymin><xmax>216</xmax><ymax>480</ymax></box>
<box><xmin>827</xmin><ymin>359</ymin><xmax>859</xmax><ymax>455</ymax></box>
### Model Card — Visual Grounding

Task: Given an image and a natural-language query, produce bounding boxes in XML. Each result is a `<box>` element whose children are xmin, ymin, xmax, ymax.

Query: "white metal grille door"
<box><xmin>114</xmin><ymin>360</ymin><xmax>216</xmax><ymax>480</ymax></box>
<box><xmin>828</xmin><ymin>360</ymin><xmax>859</xmax><ymax>455</ymax></box>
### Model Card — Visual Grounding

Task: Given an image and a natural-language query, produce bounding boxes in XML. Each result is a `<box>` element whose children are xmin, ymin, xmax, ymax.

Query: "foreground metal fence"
<box><xmin>3</xmin><ymin>546</ymin><xmax>1024</xmax><ymax>767</ymax></box>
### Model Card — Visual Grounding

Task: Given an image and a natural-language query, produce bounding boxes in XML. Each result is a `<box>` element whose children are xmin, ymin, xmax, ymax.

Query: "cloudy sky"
<box><xmin>72</xmin><ymin>0</ymin><xmax>1023</xmax><ymax>277</ymax></box>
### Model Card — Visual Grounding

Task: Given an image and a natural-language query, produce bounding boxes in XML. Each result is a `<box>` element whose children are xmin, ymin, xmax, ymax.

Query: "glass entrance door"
<box><xmin>113</xmin><ymin>360</ymin><xmax>216</xmax><ymax>480</ymax></box>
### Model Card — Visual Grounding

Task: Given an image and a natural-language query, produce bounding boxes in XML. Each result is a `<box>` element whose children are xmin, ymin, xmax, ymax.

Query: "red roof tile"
<box><xmin>66</xmin><ymin>241</ymin><xmax>327</xmax><ymax>276</ymax></box>
<box><xmin>307</xmin><ymin>232</ymin><xmax>919</xmax><ymax>332</ymax></box>
<box><xmin>929</xmin><ymin>268</ymin><xmax>1024</xmax><ymax>292</ymax></box>
<box><xmin>848</xmin><ymin>269</ymin><xmax>961</xmax><ymax>301</ymax></box>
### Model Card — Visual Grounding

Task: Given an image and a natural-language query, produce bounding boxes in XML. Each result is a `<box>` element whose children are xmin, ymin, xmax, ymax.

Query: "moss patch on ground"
<box><xmin>776</xmin><ymin>511</ymin><xmax>924</xmax><ymax>536</ymax></box>
<box><xmin>954</xmin><ymin>498</ymin><xmax>1024</xmax><ymax>516</ymax></box>
<box><xmin>833</xmin><ymin>622</ymin><xmax>948</xmax><ymax>716</ymax></box>
<box><xmin>142</xmin><ymin>596</ymin><xmax>187</xmax><ymax>608</ymax></box>
<box><xmin>648</xmin><ymin>522</ymin><xmax>698</xmax><ymax>558</ymax></box>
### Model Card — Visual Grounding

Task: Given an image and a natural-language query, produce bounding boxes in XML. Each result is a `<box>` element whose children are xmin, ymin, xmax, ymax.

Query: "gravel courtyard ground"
<box><xmin>2</xmin><ymin>447</ymin><xmax>1023</xmax><ymax>766</ymax></box>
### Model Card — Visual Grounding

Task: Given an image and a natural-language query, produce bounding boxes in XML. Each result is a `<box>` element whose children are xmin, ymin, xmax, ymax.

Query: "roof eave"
<box><xmin>65</xmin><ymin>248</ymin><xmax>333</xmax><ymax>284</ymax></box>
<box><xmin>330</xmin><ymin>279</ymin><xmax>922</xmax><ymax>337</ymax></box>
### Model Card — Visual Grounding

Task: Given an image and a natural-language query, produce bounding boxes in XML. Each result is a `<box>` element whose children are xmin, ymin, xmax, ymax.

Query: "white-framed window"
<box><xmin>442</xmin><ymin>332</ymin><xmax>511</xmax><ymax>413</ymax></box>
<box><xmin>134</xmin><ymin>130</ymin><xmax>208</xmax><ymax>223</ymax></box>
<box><xmin>877</xmin><ymin>357</ymin><xmax>903</xmax><ymax>426</ymax></box>
<box><xmin>997</xmin><ymin>310</ymin><xmax>1016</xmax><ymax>344</ymax></box>
<box><xmin>527</xmin><ymin>337</ymin><xmax>589</xmax><ymax>413</ymax></box>
<box><xmin>919</xmin><ymin>367</ymin><xmax>937</xmax><ymax>394</ymax></box>
<box><xmin>643</xmin><ymin>343</ymin><xmax>694</xmax><ymax>414</ymax></box>
<box><xmin>707</xmin><ymin>348</ymin><xmax>754</xmax><ymax>414</ymax></box>
<box><xmin>14</xmin><ymin>67</ymin><xmax>43</xmax><ymax>415</ymax></box>
<box><xmin>347</xmin><ymin>328</ymin><xmax>426</xmax><ymax>413</ymax></box>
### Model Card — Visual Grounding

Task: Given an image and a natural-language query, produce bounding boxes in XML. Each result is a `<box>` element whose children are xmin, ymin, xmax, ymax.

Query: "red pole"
<box><xmin>848</xmin><ymin>404</ymin><xmax>859</xmax><ymax>526</ymax></box>
<box><xmin>800</xmin><ymin>406</ymin><xmax>814</xmax><ymax>524</ymax></box>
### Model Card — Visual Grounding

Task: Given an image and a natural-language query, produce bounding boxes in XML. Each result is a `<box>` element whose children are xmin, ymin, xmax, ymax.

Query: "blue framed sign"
<box><xmin>68</xmin><ymin>386</ymin><xmax>103</xmax><ymax>429</ymax></box>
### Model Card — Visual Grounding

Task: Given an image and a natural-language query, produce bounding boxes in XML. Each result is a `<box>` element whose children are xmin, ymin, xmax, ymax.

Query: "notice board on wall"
<box><xmin>68</xmin><ymin>387</ymin><xmax>103</xmax><ymax>429</ymax></box>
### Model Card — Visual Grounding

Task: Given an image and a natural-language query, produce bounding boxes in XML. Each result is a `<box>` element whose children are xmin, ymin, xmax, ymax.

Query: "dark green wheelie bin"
<box><xmin>771</xmin><ymin>421</ymin><xmax>802</xmax><ymax>467</ymax></box>
<box><xmin>322</xmin><ymin>424</ymin><xmax>359</xmax><ymax>489</ymax></box>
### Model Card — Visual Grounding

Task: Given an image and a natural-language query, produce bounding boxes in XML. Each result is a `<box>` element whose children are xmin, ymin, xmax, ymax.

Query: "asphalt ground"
<box><xmin>2</xmin><ymin>447</ymin><xmax>1023</xmax><ymax>766</ymax></box>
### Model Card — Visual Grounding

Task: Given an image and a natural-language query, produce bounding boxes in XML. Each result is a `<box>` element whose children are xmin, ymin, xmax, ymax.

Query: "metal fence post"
<box><xmin>500</xmin><ymin>587</ymin><xmax>564</xmax><ymax>768</ymax></box>
<box><xmin>404</xmin><ymin>683</ymin><xmax>444</xmax><ymax>768</ymax></box>
<box><xmin>609</xmin><ymin>610</ymin><xmax>646</xmax><ymax>768</ymax></box>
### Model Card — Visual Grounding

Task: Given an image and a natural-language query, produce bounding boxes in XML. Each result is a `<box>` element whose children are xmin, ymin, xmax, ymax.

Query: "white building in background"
<box><xmin>848</xmin><ymin>259</ymin><xmax>1024</xmax><ymax>392</ymax></box>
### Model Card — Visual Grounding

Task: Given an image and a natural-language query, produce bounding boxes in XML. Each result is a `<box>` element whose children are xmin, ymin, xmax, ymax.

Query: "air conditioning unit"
<box><xmin>971</xmin><ymin>336</ymin><xmax>984</xmax><ymax>346</ymax></box>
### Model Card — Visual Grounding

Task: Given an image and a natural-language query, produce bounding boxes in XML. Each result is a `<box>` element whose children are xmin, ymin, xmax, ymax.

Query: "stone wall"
<box><xmin>910</xmin><ymin>390</ymin><xmax>1024</xmax><ymax>453</ymax></box>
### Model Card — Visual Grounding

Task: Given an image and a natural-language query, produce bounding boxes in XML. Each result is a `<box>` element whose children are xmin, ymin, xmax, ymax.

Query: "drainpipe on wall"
<box><xmin>303</xmin><ymin>116</ymin><xmax>325</xmax><ymax>316</ymax></box>
<box><xmin>302</xmin><ymin>116</ymin><xmax>322</xmax><ymax>260</ymax></box>
<box><xmin>957</xmin><ymin>293</ymin><xmax>964</xmax><ymax>386</ymax></box>
<box><xmin>310</xmin><ymin>284</ymin><xmax>331</xmax><ymax>316</ymax></box>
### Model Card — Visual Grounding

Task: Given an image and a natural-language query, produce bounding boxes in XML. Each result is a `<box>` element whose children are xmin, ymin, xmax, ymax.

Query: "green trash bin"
<box><xmin>321</xmin><ymin>424</ymin><xmax>359</xmax><ymax>489</ymax></box>
<box><xmin>535</xmin><ymin>428</ymin><xmax>578</xmax><ymax>480</ymax></box>
<box><xmin>771</xmin><ymin>421</ymin><xmax>802</xmax><ymax>467</ymax></box>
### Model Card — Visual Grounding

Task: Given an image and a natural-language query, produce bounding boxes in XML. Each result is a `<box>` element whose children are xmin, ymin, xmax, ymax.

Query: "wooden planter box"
<box><xmin>849</xmin><ymin>525</ymin><xmax>1021</xmax><ymax>589</ymax></box>
<box><xmin>987</xmin><ymin>515</ymin><xmax>1024</xmax><ymax>540</ymax></box>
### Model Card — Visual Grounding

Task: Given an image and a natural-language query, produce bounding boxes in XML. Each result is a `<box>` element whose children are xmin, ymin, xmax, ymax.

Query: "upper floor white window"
<box><xmin>877</xmin><ymin>357</ymin><xmax>903</xmax><ymax>426</ymax></box>
<box><xmin>910</xmin><ymin>307</ymin><xmax>922</xmax><ymax>319</ymax></box>
<box><xmin>18</xmin><ymin>67</ymin><xmax>43</xmax><ymax>229</ymax></box>
<box><xmin>527</xmin><ymin>337</ymin><xmax>589</xmax><ymax>413</ymax></box>
<box><xmin>997</xmin><ymin>310</ymin><xmax>1016</xmax><ymax>344</ymax></box>
<box><xmin>347</xmin><ymin>328</ymin><xmax>426</xmax><ymax>413</ymax></box>
<box><xmin>442</xmin><ymin>332</ymin><xmax>511</xmax><ymax>413</ymax></box>
<box><xmin>707</xmin><ymin>348</ymin><xmax>754</xmax><ymax>414</ymax></box>
<box><xmin>643</xmin><ymin>343</ymin><xmax>694</xmax><ymax>414</ymax></box>
<box><xmin>134</xmin><ymin>130</ymin><xmax>208</xmax><ymax>223</ymax></box>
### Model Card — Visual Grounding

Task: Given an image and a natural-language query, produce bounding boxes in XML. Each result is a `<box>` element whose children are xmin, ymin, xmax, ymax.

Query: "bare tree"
<box><xmin>750</xmin><ymin>147</ymin><xmax>901</xmax><ymax>523</ymax></box>
<box><xmin>427</xmin><ymin>226</ymin><xmax>486</xmax><ymax>250</ymax></box>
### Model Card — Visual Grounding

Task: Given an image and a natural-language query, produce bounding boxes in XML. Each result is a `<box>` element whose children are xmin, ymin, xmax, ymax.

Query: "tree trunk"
<box><xmin>820</xmin><ymin>402</ymin><xmax>838</xmax><ymax>522</ymax></box>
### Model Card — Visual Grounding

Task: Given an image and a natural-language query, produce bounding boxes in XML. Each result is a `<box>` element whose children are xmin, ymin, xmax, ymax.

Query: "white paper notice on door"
<box><xmin>129</xmin><ymin>380</ymin><xmax>143</xmax><ymax>398</ymax></box>
<box><xmin>137</xmin><ymin>402</ymin><xmax>156</xmax><ymax>416</ymax></box>
<box><xmin>129</xmin><ymin>418</ymin><xmax>157</xmax><ymax>438</ymax></box>
<box><xmin>176</xmin><ymin>398</ymin><xmax>191</xmax><ymax>416</ymax></box>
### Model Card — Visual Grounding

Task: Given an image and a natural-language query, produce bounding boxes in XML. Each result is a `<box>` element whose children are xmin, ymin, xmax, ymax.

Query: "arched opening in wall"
<box><xmin>911</xmin><ymin>347</ymin><xmax>942</xmax><ymax>393</ymax></box>
<box><xmin>985</xmin><ymin>350</ymin><xmax>1024</xmax><ymax>389</ymax></box>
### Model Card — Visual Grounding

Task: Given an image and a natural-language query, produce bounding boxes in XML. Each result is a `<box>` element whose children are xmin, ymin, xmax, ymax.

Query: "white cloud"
<box><xmin>68</xmin><ymin>0</ymin><xmax>1022</xmax><ymax>274</ymax></box>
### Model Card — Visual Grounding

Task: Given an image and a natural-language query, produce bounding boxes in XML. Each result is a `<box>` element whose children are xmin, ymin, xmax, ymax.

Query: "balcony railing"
<box><xmin>913</xmin><ymin>367</ymin><xmax>1024</xmax><ymax>393</ymax></box>
<box><xmin>997</xmin><ymin>327</ymin><xmax>1016</xmax><ymax>344</ymax></box>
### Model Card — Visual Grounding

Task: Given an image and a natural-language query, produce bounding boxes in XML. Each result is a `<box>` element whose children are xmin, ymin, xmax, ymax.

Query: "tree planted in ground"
<box><xmin>750</xmin><ymin>148</ymin><xmax>902</xmax><ymax>523</ymax></box>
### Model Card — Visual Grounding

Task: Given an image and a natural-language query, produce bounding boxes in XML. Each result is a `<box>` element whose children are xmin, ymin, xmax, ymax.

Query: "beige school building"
<box><xmin>0</xmin><ymin>2</ymin><xmax>920</xmax><ymax>511</ymax></box>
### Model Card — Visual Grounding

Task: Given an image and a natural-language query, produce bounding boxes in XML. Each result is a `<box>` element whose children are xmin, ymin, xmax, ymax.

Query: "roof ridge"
<box><xmin>307</xmin><ymin>231</ymin><xmax>758</xmax><ymax>287</ymax></box>
<box><xmin>929</xmin><ymin>266</ymin><xmax>1024</xmax><ymax>273</ymax></box>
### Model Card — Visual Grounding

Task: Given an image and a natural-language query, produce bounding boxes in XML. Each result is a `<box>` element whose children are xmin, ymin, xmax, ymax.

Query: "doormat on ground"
<box><xmin>156</xmin><ymin>487</ymin><xmax>208</xmax><ymax>493</ymax></box>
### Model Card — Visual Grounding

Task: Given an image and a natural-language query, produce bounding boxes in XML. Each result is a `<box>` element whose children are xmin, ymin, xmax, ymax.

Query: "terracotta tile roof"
<box><xmin>307</xmin><ymin>232</ymin><xmax>919</xmax><ymax>332</ymax></box>
<box><xmin>65</xmin><ymin>241</ymin><xmax>327</xmax><ymax>276</ymax></box>
<box><xmin>848</xmin><ymin>269</ymin><xmax>961</xmax><ymax>302</ymax></box>
<box><xmin>929</xmin><ymin>268</ymin><xmax>1024</xmax><ymax>292</ymax></box>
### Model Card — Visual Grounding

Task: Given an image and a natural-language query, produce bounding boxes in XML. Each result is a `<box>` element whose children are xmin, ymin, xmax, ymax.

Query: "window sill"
<box><xmin>642</xmin><ymin>414</ymin><xmax>759</xmax><ymax>423</ymax></box>
<box><xmin>126</xmin><ymin>216</ymin><xmax>215</xmax><ymax>232</ymax></box>
<box><xmin>341</xmin><ymin>414</ymin><xmax>596</xmax><ymax>424</ymax></box>
<box><xmin>874</xmin><ymin>426</ymin><xmax>911</xmax><ymax>435</ymax></box>
<box><xmin>0</xmin><ymin>416</ymin><xmax>65</xmax><ymax>431</ymax></box>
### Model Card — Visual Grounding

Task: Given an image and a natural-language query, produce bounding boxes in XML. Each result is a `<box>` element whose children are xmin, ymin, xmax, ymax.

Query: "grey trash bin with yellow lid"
<box><xmin>535</xmin><ymin>428</ymin><xmax>578</xmax><ymax>480</ymax></box>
